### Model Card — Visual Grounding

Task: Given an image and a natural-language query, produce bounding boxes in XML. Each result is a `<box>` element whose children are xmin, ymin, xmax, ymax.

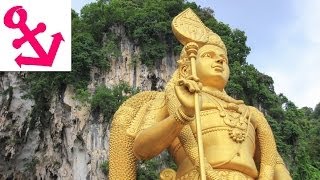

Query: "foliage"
<box><xmin>80</xmin><ymin>0</ymin><xmax>111</xmax><ymax>42</ymax></box>
<box><xmin>22</xmin><ymin>9</ymin><xmax>108</xmax><ymax>130</ymax></box>
<box><xmin>1</xmin><ymin>86</ymin><xmax>13</xmax><ymax>96</ymax></box>
<box><xmin>78</xmin><ymin>0</ymin><xmax>251</xmax><ymax>68</ymax></box>
<box><xmin>137</xmin><ymin>151</ymin><xmax>176</xmax><ymax>180</ymax></box>
<box><xmin>71</xmin><ymin>33</ymin><xmax>98</xmax><ymax>89</ymax></box>
<box><xmin>102</xmin><ymin>32</ymin><xmax>121</xmax><ymax>61</ymax></box>
<box><xmin>137</xmin><ymin>159</ymin><xmax>159</xmax><ymax>180</ymax></box>
<box><xmin>22</xmin><ymin>29</ymin><xmax>103</xmax><ymax>128</ymax></box>
<box><xmin>100</xmin><ymin>160</ymin><xmax>109</xmax><ymax>175</ymax></box>
<box><xmin>267</xmin><ymin>101</ymin><xmax>320</xmax><ymax>179</ymax></box>
<box><xmin>22</xmin><ymin>73</ymin><xmax>62</xmax><ymax>130</ymax></box>
<box><xmin>1</xmin><ymin>86</ymin><xmax>13</xmax><ymax>110</ymax></box>
<box><xmin>74</xmin><ymin>89</ymin><xmax>91</xmax><ymax>104</ymax></box>
<box><xmin>24</xmin><ymin>157</ymin><xmax>39</xmax><ymax>173</ymax></box>
<box><xmin>313</xmin><ymin>102</ymin><xmax>320</xmax><ymax>119</ymax></box>
<box><xmin>91</xmin><ymin>82</ymin><xmax>139</xmax><ymax>122</ymax></box>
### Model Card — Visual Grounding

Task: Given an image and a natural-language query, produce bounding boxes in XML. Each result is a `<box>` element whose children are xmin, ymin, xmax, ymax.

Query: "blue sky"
<box><xmin>72</xmin><ymin>0</ymin><xmax>320</xmax><ymax>109</ymax></box>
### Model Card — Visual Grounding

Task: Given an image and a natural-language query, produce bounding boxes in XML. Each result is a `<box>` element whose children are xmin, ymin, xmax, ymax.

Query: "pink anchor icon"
<box><xmin>4</xmin><ymin>6</ymin><xmax>64</xmax><ymax>67</ymax></box>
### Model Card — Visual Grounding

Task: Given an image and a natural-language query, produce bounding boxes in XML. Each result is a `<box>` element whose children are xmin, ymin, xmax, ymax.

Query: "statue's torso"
<box><xmin>172</xmin><ymin>93</ymin><xmax>259</xmax><ymax>179</ymax></box>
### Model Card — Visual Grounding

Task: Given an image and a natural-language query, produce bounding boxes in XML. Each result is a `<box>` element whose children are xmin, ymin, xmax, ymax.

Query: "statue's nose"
<box><xmin>215</xmin><ymin>58</ymin><xmax>223</xmax><ymax>64</ymax></box>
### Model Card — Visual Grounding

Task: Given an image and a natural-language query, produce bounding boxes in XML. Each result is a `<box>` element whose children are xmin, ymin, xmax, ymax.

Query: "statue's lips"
<box><xmin>212</xmin><ymin>65</ymin><xmax>224</xmax><ymax>72</ymax></box>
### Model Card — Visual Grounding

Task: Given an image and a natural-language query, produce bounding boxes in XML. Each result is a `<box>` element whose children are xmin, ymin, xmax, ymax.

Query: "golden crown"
<box><xmin>172</xmin><ymin>8</ymin><xmax>227</xmax><ymax>53</ymax></box>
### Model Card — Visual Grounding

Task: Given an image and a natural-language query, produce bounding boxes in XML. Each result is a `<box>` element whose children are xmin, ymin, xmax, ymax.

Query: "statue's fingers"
<box><xmin>177</xmin><ymin>79</ymin><xmax>186</xmax><ymax>86</ymax></box>
<box><xmin>185</xmin><ymin>81</ymin><xmax>196</xmax><ymax>93</ymax></box>
<box><xmin>188</xmin><ymin>80</ymin><xmax>201</xmax><ymax>93</ymax></box>
<box><xmin>198</xmin><ymin>82</ymin><xmax>203</xmax><ymax>90</ymax></box>
<box><xmin>187</xmin><ymin>75</ymin><xmax>199</xmax><ymax>82</ymax></box>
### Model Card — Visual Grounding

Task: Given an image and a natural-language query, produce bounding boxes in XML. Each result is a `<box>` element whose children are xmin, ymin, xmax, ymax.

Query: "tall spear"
<box><xmin>172</xmin><ymin>8</ymin><xmax>211</xmax><ymax>179</ymax></box>
<box><xmin>172</xmin><ymin>8</ymin><xmax>214</xmax><ymax>180</ymax></box>
<box><xmin>172</xmin><ymin>8</ymin><xmax>209</xmax><ymax>180</ymax></box>
<box><xmin>185</xmin><ymin>42</ymin><xmax>206</xmax><ymax>180</ymax></box>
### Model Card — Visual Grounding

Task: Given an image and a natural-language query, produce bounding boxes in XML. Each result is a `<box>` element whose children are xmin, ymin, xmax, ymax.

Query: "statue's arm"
<box><xmin>133</xmin><ymin>105</ymin><xmax>184</xmax><ymax>160</ymax></box>
<box><xmin>178</xmin><ymin>125</ymin><xmax>199</xmax><ymax>165</ymax></box>
<box><xmin>274</xmin><ymin>152</ymin><xmax>292</xmax><ymax>180</ymax></box>
<box><xmin>254</xmin><ymin>135</ymin><xmax>292</xmax><ymax>179</ymax></box>
<box><xmin>250</xmin><ymin>107</ymin><xmax>277</xmax><ymax>180</ymax></box>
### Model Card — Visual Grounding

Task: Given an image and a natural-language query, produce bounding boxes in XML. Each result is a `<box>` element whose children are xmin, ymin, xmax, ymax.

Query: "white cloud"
<box><xmin>265</xmin><ymin>0</ymin><xmax>320</xmax><ymax>108</ymax></box>
<box><xmin>293</xmin><ymin>0</ymin><xmax>320</xmax><ymax>43</ymax></box>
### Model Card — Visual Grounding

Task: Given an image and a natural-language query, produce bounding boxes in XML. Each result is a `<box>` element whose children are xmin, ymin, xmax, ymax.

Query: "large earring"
<box><xmin>179</xmin><ymin>62</ymin><xmax>191</xmax><ymax>78</ymax></box>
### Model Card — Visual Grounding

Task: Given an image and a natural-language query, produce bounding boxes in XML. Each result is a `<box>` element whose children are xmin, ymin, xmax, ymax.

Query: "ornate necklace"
<box><xmin>201</xmin><ymin>89</ymin><xmax>244</xmax><ymax>105</ymax></box>
<box><xmin>202</xmin><ymin>90</ymin><xmax>250</xmax><ymax>143</ymax></box>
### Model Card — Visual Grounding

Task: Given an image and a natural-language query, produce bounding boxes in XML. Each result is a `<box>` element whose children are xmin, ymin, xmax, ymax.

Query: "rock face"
<box><xmin>0</xmin><ymin>26</ymin><xmax>178</xmax><ymax>179</ymax></box>
<box><xmin>90</xmin><ymin>25</ymin><xmax>177</xmax><ymax>92</ymax></box>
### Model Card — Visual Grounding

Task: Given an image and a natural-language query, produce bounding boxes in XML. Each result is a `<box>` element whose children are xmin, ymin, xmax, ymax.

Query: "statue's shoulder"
<box><xmin>245</xmin><ymin>105</ymin><xmax>268</xmax><ymax>129</ymax></box>
<box><xmin>247</xmin><ymin>106</ymin><xmax>264</xmax><ymax>118</ymax></box>
<box><xmin>112</xmin><ymin>91</ymin><xmax>168</xmax><ymax>138</ymax></box>
<box><xmin>112</xmin><ymin>91</ymin><xmax>159</xmax><ymax>125</ymax></box>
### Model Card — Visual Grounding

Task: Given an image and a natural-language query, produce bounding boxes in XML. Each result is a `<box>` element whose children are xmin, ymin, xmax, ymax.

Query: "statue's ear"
<box><xmin>179</xmin><ymin>63</ymin><xmax>190</xmax><ymax>78</ymax></box>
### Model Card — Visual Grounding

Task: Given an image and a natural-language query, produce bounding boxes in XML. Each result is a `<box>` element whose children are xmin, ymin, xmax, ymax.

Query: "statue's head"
<box><xmin>173</xmin><ymin>9</ymin><xmax>229</xmax><ymax>90</ymax></box>
<box><xmin>196</xmin><ymin>44</ymin><xmax>229</xmax><ymax>90</ymax></box>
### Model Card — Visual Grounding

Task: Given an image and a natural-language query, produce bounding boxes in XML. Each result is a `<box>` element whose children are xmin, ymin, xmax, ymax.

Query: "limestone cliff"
<box><xmin>0</xmin><ymin>26</ymin><xmax>178</xmax><ymax>179</ymax></box>
<box><xmin>90</xmin><ymin>25</ymin><xmax>177</xmax><ymax>92</ymax></box>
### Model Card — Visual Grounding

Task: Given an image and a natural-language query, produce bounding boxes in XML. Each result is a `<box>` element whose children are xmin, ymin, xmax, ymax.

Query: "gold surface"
<box><xmin>109</xmin><ymin>8</ymin><xmax>292</xmax><ymax>180</ymax></box>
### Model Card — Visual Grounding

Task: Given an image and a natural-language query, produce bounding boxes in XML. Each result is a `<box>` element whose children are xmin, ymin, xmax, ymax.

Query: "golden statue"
<box><xmin>109</xmin><ymin>8</ymin><xmax>291</xmax><ymax>180</ymax></box>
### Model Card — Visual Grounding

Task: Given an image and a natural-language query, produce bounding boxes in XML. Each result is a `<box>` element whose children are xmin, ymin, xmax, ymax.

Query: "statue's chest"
<box><xmin>189</xmin><ymin>103</ymin><xmax>252</xmax><ymax>143</ymax></box>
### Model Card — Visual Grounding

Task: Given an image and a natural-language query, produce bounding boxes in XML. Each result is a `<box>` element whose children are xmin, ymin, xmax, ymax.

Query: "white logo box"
<box><xmin>0</xmin><ymin>0</ymin><xmax>71</xmax><ymax>71</ymax></box>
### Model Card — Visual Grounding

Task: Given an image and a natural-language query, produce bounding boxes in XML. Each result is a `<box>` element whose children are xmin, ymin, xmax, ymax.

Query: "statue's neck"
<box><xmin>201</xmin><ymin>86</ymin><xmax>244</xmax><ymax>105</ymax></box>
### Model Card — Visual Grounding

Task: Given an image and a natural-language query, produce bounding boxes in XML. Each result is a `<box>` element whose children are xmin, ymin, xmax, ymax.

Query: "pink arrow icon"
<box><xmin>4</xmin><ymin>6</ymin><xmax>64</xmax><ymax>68</ymax></box>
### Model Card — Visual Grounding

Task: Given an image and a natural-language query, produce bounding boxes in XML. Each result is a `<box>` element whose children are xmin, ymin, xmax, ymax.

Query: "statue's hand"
<box><xmin>174</xmin><ymin>75</ymin><xmax>202</xmax><ymax>117</ymax></box>
<box><xmin>274</xmin><ymin>163</ymin><xmax>292</xmax><ymax>180</ymax></box>
<box><xmin>259</xmin><ymin>164</ymin><xmax>275</xmax><ymax>180</ymax></box>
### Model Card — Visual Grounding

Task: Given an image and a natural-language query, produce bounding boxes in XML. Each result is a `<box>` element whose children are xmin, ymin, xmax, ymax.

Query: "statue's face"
<box><xmin>196</xmin><ymin>45</ymin><xmax>229</xmax><ymax>90</ymax></box>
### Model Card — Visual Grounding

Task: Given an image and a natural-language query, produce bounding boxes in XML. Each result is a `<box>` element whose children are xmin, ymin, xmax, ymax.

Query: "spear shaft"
<box><xmin>186</xmin><ymin>42</ymin><xmax>206</xmax><ymax>180</ymax></box>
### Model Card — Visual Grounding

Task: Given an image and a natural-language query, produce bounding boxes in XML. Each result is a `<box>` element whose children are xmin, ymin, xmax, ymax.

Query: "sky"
<box><xmin>72</xmin><ymin>0</ymin><xmax>320</xmax><ymax>109</ymax></box>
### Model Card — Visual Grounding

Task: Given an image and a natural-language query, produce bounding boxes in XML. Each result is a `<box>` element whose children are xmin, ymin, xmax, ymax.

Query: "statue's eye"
<box><xmin>202</xmin><ymin>53</ymin><xmax>211</xmax><ymax>58</ymax></box>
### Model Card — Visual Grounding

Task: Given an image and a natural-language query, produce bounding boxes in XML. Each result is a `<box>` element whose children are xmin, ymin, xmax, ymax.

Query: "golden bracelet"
<box><xmin>174</xmin><ymin>107</ymin><xmax>194</xmax><ymax>125</ymax></box>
